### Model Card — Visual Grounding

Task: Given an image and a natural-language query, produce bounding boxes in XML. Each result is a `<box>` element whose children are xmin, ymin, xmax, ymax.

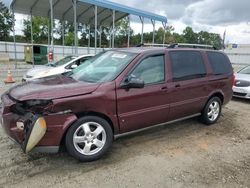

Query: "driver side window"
<box><xmin>130</xmin><ymin>55</ymin><xmax>165</xmax><ymax>85</ymax></box>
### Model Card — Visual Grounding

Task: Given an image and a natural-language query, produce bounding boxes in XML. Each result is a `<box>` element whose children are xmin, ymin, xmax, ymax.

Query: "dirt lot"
<box><xmin>0</xmin><ymin>86</ymin><xmax>250</xmax><ymax>187</ymax></box>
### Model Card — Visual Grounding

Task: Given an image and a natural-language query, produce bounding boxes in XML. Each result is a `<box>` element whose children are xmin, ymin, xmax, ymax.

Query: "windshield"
<box><xmin>47</xmin><ymin>56</ymin><xmax>75</xmax><ymax>67</ymax></box>
<box><xmin>238</xmin><ymin>65</ymin><xmax>250</xmax><ymax>74</ymax></box>
<box><xmin>71</xmin><ymin>51</ymin><xmax>137</xmax><ymax>83</ymax></box>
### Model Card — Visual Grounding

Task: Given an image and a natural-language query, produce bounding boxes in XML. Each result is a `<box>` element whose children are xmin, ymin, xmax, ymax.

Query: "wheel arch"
<box><xmin>208</xmin><ymin>91</ymin><xmax>224</xmax><ymax>104</ymax></box>
<box><xmin>59</xmin><ymin>111</ymin><xmax>116</xmax><ymax>148</ymax></box>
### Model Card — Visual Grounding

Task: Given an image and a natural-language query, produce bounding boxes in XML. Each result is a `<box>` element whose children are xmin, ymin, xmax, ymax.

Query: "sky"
<box><xmin>2</xmin><ymin>0</ymin><xmax>250</xmax><ymax>44</ymax></box>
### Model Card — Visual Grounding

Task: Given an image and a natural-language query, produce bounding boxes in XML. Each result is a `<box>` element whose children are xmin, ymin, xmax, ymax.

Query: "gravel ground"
<box><xmin>0</xmin><ymin>63</ymin><xmax>250</xmax><ymax>188</ymax></box>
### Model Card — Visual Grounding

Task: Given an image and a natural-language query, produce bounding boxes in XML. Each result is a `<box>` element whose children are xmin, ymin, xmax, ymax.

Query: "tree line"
<box><xmin>0</xmin><ymin>2</ymin><xmax>223</xmax><ymax>49</ymax></box>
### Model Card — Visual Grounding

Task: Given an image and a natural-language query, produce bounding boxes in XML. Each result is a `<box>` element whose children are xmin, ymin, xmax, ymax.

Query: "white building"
<box><xmin>224</xmin><ymin>44</ymin><xmax>250</xmax><ymax>65</ymax></box>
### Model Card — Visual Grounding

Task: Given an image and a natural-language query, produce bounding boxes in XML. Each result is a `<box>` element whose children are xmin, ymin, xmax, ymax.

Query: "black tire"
<box><xmin>201</xmin><ymin>97</ymin><xmax>222</xmax><ymax>125</ymax></box>
<box><xmin>65</xmin><ymin>116</ymin><xmax>113</xmax><ymax>162</ymax></box>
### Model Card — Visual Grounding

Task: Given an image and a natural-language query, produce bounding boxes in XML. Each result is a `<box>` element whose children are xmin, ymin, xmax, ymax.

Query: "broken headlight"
<box><xmin>11</xmin><ymin>99</ymin><xmax>52</xmax><ymax>115</ymax></box>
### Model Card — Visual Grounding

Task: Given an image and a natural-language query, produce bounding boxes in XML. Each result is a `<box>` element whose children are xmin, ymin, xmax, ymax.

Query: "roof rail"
<box><xmin>135</xmin><ymin>43</ymin><xmax>169</xmax><ymax>47</ymax></box>
<box><xmin>135</xmin><ymin>43</ymin><xmax>217</xmax><ymax>50</ymax></box>
<box><xmin>167</xmin><ymin>43</ymin><xmax>217</xmax><ymax>50</ymax></box>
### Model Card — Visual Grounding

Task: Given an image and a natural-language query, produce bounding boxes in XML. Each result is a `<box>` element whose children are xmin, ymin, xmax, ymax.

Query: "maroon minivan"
<box><xmin>0</xmin><ymin>46</ymin><xmax>234</xmax><ymax>161</ymax></box>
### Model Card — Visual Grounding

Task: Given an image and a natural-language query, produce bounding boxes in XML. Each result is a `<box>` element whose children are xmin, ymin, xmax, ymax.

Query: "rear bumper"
<box><xmin>0</xmin><ymin>97</ymin><xmax>77</xmax><ymax>152</ymax></box>
<box><xmin>232</xmin><ymin>86</ymin><xmax>250</xmax><ymax>99</ymax></box>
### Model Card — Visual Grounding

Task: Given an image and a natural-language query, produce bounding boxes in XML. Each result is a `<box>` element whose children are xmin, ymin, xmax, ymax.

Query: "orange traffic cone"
<box><xmin>4</xmin><ymin>70</ymin><xmax>15</xmax><ymax>84</ymax></box>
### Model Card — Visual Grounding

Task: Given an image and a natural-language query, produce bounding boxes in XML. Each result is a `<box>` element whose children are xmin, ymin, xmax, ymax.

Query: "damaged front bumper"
<box><xmin>0</xmin><ymin>94</ymin><xmax>77</xmax><ymax>154</ymax></box>
<box><xmin>18</xmin><ymin>113</ymin><xmax>47</xmax><ymax>153</ymax></box>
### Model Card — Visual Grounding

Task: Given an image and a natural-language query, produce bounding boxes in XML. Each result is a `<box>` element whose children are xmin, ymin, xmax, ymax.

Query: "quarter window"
<box><xmin>169</xmin><ymin>51</ymin><xmax>206</xmax><ymax>81</ymax></box>
<box><xmin>207</xmin><ymin>52</ymin><xmax>232</xmax><ymax>75</ymax></box>
<box><xmin>130</xmin><ymin>55</ymin><xmax>165</xmax><ymax>85</ymax></box>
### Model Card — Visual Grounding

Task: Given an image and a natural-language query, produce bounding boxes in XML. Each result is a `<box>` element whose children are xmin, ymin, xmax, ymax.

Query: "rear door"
<box><xmin>116</xmin><ymin>53</ymin><xmax>171</xmax><ymax>133</ymax></box>
<box><xmin>167</xmin><ymin>50</ymin><xmax>209</xmax><ymax>120</ymax></box>
<box><xmin>206</xmin><ymin>51</ymin><xmax>233</xmax><ymax>102</ymax></box>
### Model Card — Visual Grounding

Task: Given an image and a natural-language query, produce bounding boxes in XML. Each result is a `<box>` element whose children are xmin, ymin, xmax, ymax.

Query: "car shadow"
<box><xmin>232</xmin><ymin>97</ymin><xmax>250</xmax><ymax>104</ymax></box>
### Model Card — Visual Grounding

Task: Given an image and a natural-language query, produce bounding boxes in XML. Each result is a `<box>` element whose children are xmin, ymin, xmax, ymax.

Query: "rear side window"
<box><xmin>169</xmin><ymin>51</ymin><xmax>206</xmax><ymax>81</ymax></box>
<box><xmin>207</xmin><ymin>52</ymin><xmax>232</xmax><ymax>75</ymax></box>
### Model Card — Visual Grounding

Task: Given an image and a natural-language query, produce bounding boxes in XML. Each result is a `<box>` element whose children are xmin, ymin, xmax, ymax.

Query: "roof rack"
<box><xmin>167</xmin><ymin>43</ymin><xmax>217</xmax><ymax>50</ymax></box>
<box><xmin>136</xmin><ymin>43</ymin><xmax>217</xmax><ymax>50</ymax></box>
<box><xmin>135</xmin><ymin>43</ymin><xmax>169</xmax><ymax>47</ymax></box>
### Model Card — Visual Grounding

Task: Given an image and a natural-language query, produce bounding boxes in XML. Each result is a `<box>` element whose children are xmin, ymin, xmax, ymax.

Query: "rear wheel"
<box><xmin>65</xmin><ymin>116</ymin><xmax>113</xmax><ymax>162</ymax></box>
<box><xmin>201</xmin><ymin>97</ymin><xmax>222</xmax><ymax>125</ymax></box>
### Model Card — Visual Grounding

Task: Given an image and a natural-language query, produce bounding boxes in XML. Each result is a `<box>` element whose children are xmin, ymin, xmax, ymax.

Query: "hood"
<box><xmin>8</xmin><ymin>75</ymin><xmax>100</xmax><ymax>101</ymax></box>
<box><xmin>26</xmin><ymin>65</ymin><xmax>53</xmax><ymax>77</ymax></box>
<box><xmin>235</xmin><ymin>73</ymin><xmax>250</xmax><ymax>81</ymax></box>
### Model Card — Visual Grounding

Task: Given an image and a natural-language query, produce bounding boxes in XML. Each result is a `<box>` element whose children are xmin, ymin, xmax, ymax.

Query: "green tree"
<box><xmin>65</xmin><ymin>32</ymin><xmax>74</xmax><ymax>46</ymax></box>
<box><xmin>183</xmin><ymin>26</ymin><xmax>198</xmax><ymax>44</ymax></box>
<box><xmin>0</xmin><ymin>2</ymin><xmax>13</xmax><ymax>41</ymax></box>
<box><xmin>23</xmin><ymin>16</ymin><xmax>49</xmax><ymax>43</ymax></box>
<box><xmin>115</xmin><ymin>18</ymin><xmax>133</xmax><ymax>47</ymax></box>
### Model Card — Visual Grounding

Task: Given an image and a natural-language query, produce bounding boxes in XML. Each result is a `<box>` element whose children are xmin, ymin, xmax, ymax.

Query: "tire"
<box><xmin>201</xmin><ymin>97</ymin><xmax>222</xmax><ymax>125</ymax></box>
<box><xmin>65</xmin><ymin>116</ymin><xmax>113</xmax><ymax>162</ymax></box>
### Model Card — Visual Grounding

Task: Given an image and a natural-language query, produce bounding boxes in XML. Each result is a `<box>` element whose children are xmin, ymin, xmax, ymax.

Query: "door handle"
<box><xmin>175</xmin><ymin>84</ymin><xmax>181</xmax><ymax>88</ymax></box>
<box><xmin>160</xmin><ymin>86</ymin><xmax>168</xmax><ymax>91</ymax></box>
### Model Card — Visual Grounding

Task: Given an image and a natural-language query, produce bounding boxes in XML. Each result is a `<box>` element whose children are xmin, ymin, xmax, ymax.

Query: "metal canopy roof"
<box><xmin>11</xmin><ymin>0</ymin><xmax>167</xmax><ymax>26</ymax></box>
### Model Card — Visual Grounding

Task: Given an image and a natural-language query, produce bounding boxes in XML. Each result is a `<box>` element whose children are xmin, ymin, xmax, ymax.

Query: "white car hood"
<box><xmin>34</xmin><ymin>66</ymin><xmax>68</xmax><ymax>79</ymax></box>
<box><xmin>26</xmin><ymin>65</ymin><xmax>53</xmax><ymax>77</ymax></box>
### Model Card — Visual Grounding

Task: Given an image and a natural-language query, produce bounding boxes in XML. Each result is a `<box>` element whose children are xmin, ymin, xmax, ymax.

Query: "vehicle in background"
<box><xmin>233</xmin><ymin>65</ymin><xmax>250</xmax><ymax>99</ymax></box>
<box><xmin>23</xmin><ymin>56</ymin><xmax>76</xmax><ymax>81</ymax></box>
<box><xmin>1</xmin><ymin>45</ymin><xmax>234</xmax><ymax>162</ymax></box>
<box><xmin>23</xmin><ymin>54</ymin><xmax>94</xmax><ymax>81</ymax></box>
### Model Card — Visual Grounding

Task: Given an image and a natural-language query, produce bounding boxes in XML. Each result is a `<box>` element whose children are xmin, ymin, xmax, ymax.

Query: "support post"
<box><xmin>139</xmin><ymin>16</ymin><xmax>144</xmax><ymax>44</ymax></box>
<box><xmin>30</xmin><ymin>12</ymin><xmax>34</xmax><ymax>67</ymax></box>
<box><xmin>151</xmin><ymin>19</ymin><xmax>155</xmax><ymax>44</ymax></box>
<box><xmin>11</xmin><ymin>9</ymin><xmax>17</xmax><ymax>68</ymax></box>
<box><xmin>49</xmin><ymin>0</ymin><xmax>54</xmax><ymax>56</ymax></box>
<box><xmin>62</xmin><ymin>20</ymin><xmax>65</xmax><ymax>56</ymax></box>
<box><xmin>99</xmin><ymin>25</ymin><xmax>102</xmax><ymax>48</ymax></box>
<box><xmin>48</xmin><ymin>20</ymin><xmax>50</xmax><ymax>48</ymax></box>
<box><xmin>73</xmin><ymin>0</ymin><xmax>78</xmax><ymax>55</ymax></box>
<box><xmin>88</xmin><ymin>25</ymin><xmax>90</xmax><ymax>54</ymax></box>
<box><xmin>162</xmin><ymin>22</ymin><xmax>167</xmax><ymax>46</ymax></box>
<box><xmin>112</xmin><ymin>10</ymin><xmax>115</xmax><ymax>48</ymax></box>
<box><xmin>109</xmin><ymin>27</ymin><xmax>112</xmax><ymax>48</ymax></box>
<box><xmin>127</xmin><ymin>15</ymin><xmax>130</xmax><ymax>48</ymax></box>
<box><xmin>94</xmin><ymin>5</ymin><xmax>97</xmax><ymax>54</ymax></box>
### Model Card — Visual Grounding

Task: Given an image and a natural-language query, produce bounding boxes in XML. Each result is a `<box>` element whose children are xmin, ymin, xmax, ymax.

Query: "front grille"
<box><xmin>233</xmin><ymin>92</ymin><xmax>247</xmax><ymax>97</ymax></box>
<box><xmin>235</xmin><ymin>80</ymin><xmax>250</xmax><ymax>87</ymax></box>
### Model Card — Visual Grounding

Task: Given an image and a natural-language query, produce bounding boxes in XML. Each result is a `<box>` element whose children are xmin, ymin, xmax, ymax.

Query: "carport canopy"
<box><xmin>10</xmin><ymin>0</ymin><xmax>168</xmax><ymax>66</ymax></box>
<box><xmin>11</xmin><ymin>0</ymin><xmax>167</xmax><ymax>26</ymax></box>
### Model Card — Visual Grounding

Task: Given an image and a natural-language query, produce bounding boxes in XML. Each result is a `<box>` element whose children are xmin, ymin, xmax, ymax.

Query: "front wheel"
<box><xmin>201</xmin><ymin>97</ymin><xmax>222</xmax><ymax>125</ymax></box>
<box><xmin>65</xmin><ymin>116</ymin><xmax>113</xmax><ymax>162</ymax></box>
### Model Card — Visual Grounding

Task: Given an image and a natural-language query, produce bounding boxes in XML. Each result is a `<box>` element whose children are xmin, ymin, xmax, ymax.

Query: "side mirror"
<box><xmin>70</xmin><ymin>64</ymin><xmax>78</xmax><ymax>69</ymax></box>
<box><xmin>121</xmin><ymin>76</ymin><xmax>144</xmax><ymax>89</ymax></box>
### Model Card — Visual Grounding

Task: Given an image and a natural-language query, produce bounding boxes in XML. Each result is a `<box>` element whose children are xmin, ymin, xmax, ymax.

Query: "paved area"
<box><xmin>0</xmin><ymin>62</ymin><xmax>249</xmax><ymax>188</ymax></box>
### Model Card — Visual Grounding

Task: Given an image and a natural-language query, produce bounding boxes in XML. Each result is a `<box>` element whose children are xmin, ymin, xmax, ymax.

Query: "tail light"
<box><xmin>232</xmin><ymin>74</ymin><xmax>236</xmax><ymax>87</ymax></box>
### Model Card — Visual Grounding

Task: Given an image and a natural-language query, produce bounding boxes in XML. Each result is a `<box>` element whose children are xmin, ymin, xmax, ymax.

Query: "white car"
<box><xmin>23</xmin><ymin>54</ymin><xmax>94</xmax><ymax>81</ymax></box>
<box><xmin>233</xmin><ymin>65</ymin><xmax>250</xmax><ymax>99</ymax></box>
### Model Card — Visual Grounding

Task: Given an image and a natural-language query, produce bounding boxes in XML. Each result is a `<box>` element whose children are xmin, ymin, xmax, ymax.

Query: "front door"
<box><xmin>116</xmin><ymin>54</ymin><xmax>171</xmax><ymax>133</ymax></box>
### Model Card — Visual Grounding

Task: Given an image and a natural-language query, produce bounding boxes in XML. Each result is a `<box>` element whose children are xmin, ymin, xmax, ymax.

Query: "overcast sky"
<box><xmin>2</xmin><ymin>0</ymin><xmax>250</xmax><ymax>44</ymax></box>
